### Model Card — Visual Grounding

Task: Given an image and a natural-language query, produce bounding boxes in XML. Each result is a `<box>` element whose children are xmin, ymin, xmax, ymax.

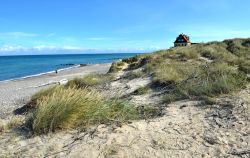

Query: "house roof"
<box><xmin>174</xmin><ymin>34</ymin><xmax>191</xmax><ymax>43</ymax></box>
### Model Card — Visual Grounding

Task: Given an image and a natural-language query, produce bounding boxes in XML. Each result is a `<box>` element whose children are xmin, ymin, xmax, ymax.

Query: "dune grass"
<box><xmin>0</xmin><ymin>117</ymin><xmax>24</xmax><ymax>133</ymax></box>
<box><xmin>24</xmin><ymin>38</ymin><xmax>250</xmax><ymax>135</ymax></box>
<box><xmin>28</xmin><ymin>86</ymin><xmax>139</xmax><ymax>134</ymax></box>
<box><xmin>66</xmin><ymin>73</ymin><xmax>114</xmax><ymax>89</ymax></box>
<box><xmin>163</xmin><ymin>62</ymin><xmax>246</xmax><ymax>103</ymax></box>
<box><xmin>108</xmin><ymin>61</ymin><xmax>126</xmax><ymax>73</ymax></box>
<box><xmin>124</xmin><ymin>70</ymin><xmax>145</xmax><ymax>80</ymax></box>
<box><xmin>119</xmin><ymin>38</ymin><xmax>250</xmax><ymax>104</ymax></box>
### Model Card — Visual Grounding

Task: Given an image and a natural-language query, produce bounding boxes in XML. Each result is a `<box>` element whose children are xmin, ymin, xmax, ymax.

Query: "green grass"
<box><xmin>119</xmin><ymin>38</ymin><xmax>250</xmax><ymax>104</ymax></box>
<box><xmin>163</xmin><ymin>62</ymin><xmax>247</xmax><ymax>103</ymax></box>
<box><xmin>23</xmin><ymin>38</ymin><xmax>250</xmax><ymax>135</ymax></box>
<box><xmin>28</xmin><ymin>86</ymin><xmax>139</xmax><ymax>134</ymax></box>
<box><xmin>151</xmin><ymin>60</ymin><xmax>197</xmax><ymax>86</ymax></box>
<box><xmin>66</xmin><ymin>73</ymin><xmax>114</xmax><ymax>89</ymax></box>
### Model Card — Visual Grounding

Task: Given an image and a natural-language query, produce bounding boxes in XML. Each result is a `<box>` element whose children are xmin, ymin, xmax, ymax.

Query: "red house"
<box><xmin>174</xmin><ymin>34</ymin><xmax>191</xmax><ymax>47</ymax></box>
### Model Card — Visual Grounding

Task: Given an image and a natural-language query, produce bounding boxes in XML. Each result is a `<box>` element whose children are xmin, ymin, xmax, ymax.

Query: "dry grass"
<box><xmin>0</xmin><ymin>117</ymin><xmax>24</xmax><ymax>133</ymax></box>
<box><xmin>6</xmin><ymin>116</ymin><xmax>24</xmax><ymax>130</ymax></box>
<box><xmin>28</xmin><ymin>86</ymin><xmax>139</xmax><ymax>134</ymax></box>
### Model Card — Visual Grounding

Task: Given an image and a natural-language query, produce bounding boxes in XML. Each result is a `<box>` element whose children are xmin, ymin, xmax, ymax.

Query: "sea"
<box><xmin>0</xmin><ymin>53</ymin><xmax>139</xmax><ymax>81</ymax></box>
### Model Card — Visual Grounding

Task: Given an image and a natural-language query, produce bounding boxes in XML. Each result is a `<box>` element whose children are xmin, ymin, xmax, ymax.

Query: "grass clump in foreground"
<box><xmin>28</xmin><ymin>86</ymin><xmax>139</xmax><ymax>134</ymax></box>
<box><xmin>66</xmin><ymin>73</ymin><xmax>114</xmax><ymax>89</ymax></box>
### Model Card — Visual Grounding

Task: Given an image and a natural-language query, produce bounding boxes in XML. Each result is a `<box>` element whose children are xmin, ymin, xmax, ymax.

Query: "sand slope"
<box><xmin>0</xmin><ymin>67</ymin><xmax>249</xmax><ymax>157</ymax></box>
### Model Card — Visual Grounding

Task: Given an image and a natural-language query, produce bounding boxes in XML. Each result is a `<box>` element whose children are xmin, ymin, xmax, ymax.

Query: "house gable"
<box><xmin>174</xmin><ymin>34</ymin><xmax>191</xmax><ymax>47</ymax></box>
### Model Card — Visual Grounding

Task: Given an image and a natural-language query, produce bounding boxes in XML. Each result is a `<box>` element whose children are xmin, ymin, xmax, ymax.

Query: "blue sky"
<box><xmin>0</xmin><ymin>0</ymin><xmax>250</xmax><ymax>55</ymax></box>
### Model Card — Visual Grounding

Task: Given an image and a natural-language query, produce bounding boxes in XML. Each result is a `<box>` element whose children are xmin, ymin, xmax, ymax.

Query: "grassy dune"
<box><xmin>22</xmin><ymin>38</ymin><xmax>250</xmax><ymax>134</ymax></box>
<box><xmin>29</xmin><ymin>86</ymin><xmax>139</xmax><ymax>134</ymax></box>
<box><xmin>112</xmin><ymin>38</ymin><xmax>250</xmax><ymax>103</ymax></box>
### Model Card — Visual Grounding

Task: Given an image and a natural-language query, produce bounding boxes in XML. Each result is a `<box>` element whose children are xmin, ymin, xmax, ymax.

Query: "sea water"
<box><xmin>0</xmin><ymin>53</ymin><xmax>139</xmax><ymax>81</ymax></box>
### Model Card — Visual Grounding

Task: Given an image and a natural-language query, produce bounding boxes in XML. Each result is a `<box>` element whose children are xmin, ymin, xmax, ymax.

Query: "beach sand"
<box><xmin>0</xmin><ymin>63</ymin><xmax>111</xmax><ymax>119</ymax></box>
<box><xmin>0</xmin><ymin>62</ymin><xmax>249</xmax><ymax>157</ymax></box>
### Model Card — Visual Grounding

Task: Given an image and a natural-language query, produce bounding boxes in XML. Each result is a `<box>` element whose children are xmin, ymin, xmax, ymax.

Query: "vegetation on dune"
<box><xmin>120</xmin><ymin>38</ymin><xmax>250</xmax><ymax>103</ymax></box>
<box><xmin>123</xmin><ymin>70</ymin><xmax>146</xmax><ymax>80</ymax></box>
<box><xmin>163</xmin><ymin>62</ymin><xmax>246</xmax><ymax>103</ymax></box>
<box><xmin>66</xmin><ymin>73</ymin><xmax>114</xmax><ymax>89</ymax></box>
<box><xmin>21</xmin><ymin>38</ymin><xmax>250</xmax><ymax>135</ymax></box>
<box><xmin>0</xmin><ymin>116</ymin><xmax>24</xmax><ymax>133</ymax></box>
<box><xmin>108</xmin><ymin>61</ymin><xmax>126</xmax><ymax>73</ymax></box>
<box><xmin>28</xmin><ymin>86</ymin><xmax>139</xmax><ymax>134</ymax></box>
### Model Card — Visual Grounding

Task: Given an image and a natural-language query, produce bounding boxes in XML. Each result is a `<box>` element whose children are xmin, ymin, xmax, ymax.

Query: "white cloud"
<box><xmin>0</xmin><ymin>44</ymin><xmax>154</xmax><ymax>55</ymax></box>
<box><xmin>0</xmin><ymin>45</ymin><xmax>27</xmax><ymax>52</ymax></box>
<box><xmin>0</xmin><ymin>32</ymin><xmax>38</xmax><ymax>38</ymax></box>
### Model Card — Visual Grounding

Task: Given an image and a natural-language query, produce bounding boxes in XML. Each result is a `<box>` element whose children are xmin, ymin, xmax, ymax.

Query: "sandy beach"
<box><xmin>0</xmin><ymin>63</ymin><xmax>111</xmax><ymax>119</ymax></box>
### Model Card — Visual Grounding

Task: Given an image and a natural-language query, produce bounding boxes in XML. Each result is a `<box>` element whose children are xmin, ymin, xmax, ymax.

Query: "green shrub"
<box><xmin>29</xmin><ymin>86</ymin><xmax>139</xmax><ymax>134</ymax></box>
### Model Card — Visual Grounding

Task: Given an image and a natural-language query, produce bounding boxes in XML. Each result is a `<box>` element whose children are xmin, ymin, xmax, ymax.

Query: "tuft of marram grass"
<box><xmin>108</xmin><ymin>61</ymin><xmax>126</xmax><ymax>73</ymax></box>
<box><xmin>163</xmin><ymin>62</ymin><xmax>247</xmax><ymax>103</ymax></box>
<box><xmin>0</xmin><ymin>116</ymin><xmax>24</xmax><ymax>133</ymax></box>
<box><xmin>29</xmin><ymin>86</ymin><xmax>139</xmax><ymax>134</ymax></box>
<box><xmin>151</xmin><ymin>60</ymin><xmax>197</xmax><ymax>86</ymax></box>
<box><xmin>6</xmin><ymin>116</ymin><xmax>24</xmax><ymax>130</ymax></box>
<box><xmin>66</xmin><ymin>73</ymin><xmax>114</xmax><ymax>89</ymax></box>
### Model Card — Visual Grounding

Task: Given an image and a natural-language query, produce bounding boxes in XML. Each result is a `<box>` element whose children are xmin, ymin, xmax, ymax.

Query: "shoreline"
<box><xmin>0</xmin><ymin>64</ymin><xmax>84</xmax><ymax>83</ymax></box>
<box><xmin>0</xmin><ymin>63</ymin><xmax>111</xmax><ymax>119</ymax></box>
